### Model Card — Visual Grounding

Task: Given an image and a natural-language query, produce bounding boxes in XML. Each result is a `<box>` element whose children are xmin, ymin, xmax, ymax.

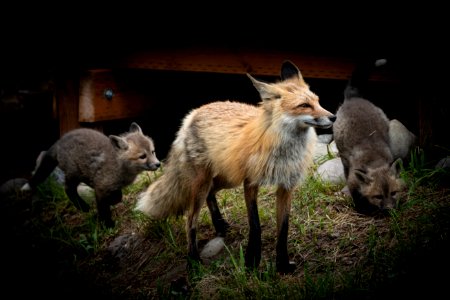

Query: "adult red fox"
<box><xmin>136</xmin><ymin>61</ymin><xmax>336</xmax><ymax>273</ymax></box>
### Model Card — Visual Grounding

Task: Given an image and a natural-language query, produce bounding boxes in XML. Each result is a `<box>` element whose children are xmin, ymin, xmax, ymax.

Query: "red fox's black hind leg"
<box><xmin>186</xmin><ymin>227</ymin><xmax>203</xmax><ymax>273</ymax></box>
<box><xmin>206</xmin><ymin>192</ymin><xmax>230</xmax><ymax>237</ymax></box>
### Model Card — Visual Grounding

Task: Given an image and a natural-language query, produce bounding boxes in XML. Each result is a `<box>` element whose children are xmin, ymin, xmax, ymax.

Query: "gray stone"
<box><xmin>389</xmin><ymin>119</ymin><xmax>417</xmax><ymax>161</ymax></box>
<box><xmin>315</xmin><ymin>157</ymin><xmax>345</xmax><ymax>184</ymax></box>
<box><xmin>200</xmin><ymin>237</ymin><xmax>225</xmax><ymax>259</ymax></box>
<box><xmin>436</xmin><ymin>156</ymin><xmax>450</xmax><ymax>169</ymax></box>
<box><xmin>317</xmin><ymin>134</ymin><xmax>333</xmax><ymax>144</ymax></box>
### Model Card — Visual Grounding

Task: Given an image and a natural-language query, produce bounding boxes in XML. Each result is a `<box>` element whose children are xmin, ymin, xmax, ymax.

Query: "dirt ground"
<box><xmin>1</xmin><ymin>176</ymin><xmax>450</xmax><ymax>299</ymax></box>
<box><xmin>0</xmin><ymin>178</ymin><xmax>195</xmax><ymax>299</ymax></box>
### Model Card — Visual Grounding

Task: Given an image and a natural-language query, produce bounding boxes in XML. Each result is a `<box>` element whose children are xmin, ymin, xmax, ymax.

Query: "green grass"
<box><xmin>8</xmin><ymin>149</ymin><xmax>450</xmax><ymax>299</ymax></box>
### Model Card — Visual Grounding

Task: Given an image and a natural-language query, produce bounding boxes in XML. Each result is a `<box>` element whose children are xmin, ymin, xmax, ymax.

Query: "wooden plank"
<box><xmin>79</xmin><ymin>69</ymin><xmax>154</xmax><ymax>122</ymax></box>
<box><xmin>116</xmin><ymin>48</ymin><xmax>397</xmax><ymax>82</ymax></box>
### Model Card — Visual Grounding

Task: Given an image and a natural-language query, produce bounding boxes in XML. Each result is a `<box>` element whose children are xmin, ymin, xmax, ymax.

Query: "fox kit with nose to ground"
<box><xmin>22</xmin><ymin>122</ymin><xmax>160</xmax><ymax>227</ymax></box>
<box><xmin>136</xmin><ymin>61</ymin><xmax>336</xmax><ymax>273</ymax></box>
<box><xmin>333</xmin><ymin>59</ymin><xmax>404</xmax><ymax>215</ymax></box>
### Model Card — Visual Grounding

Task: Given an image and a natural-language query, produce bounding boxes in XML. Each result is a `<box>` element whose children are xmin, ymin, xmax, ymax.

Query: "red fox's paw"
<box><xmin>102</xmin><ymin>218</ymin><xmax>116</xmax><ymax>229</ymax></box>
<box><xmin>277</xmin><ymin>261</ymin><xmax>296</xmax><ymax>274</ymax></box>
<box><xmin>186</xmin><ymin>255</ymin><xmax>203</xmax><ymax>273</ymax></box>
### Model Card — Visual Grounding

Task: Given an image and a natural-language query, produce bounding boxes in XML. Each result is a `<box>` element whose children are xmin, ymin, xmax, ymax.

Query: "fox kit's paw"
<box><xmin>20</xmin><ymin>182</ymin><xmax>31</xmax><ymax>192</ymax></box>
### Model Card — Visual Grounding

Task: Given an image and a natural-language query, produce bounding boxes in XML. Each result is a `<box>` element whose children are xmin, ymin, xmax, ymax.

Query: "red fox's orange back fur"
<box><xmin>137</xmin><ymin>61</ymin><xmax>336</xmax><ymax>273</ymax></box>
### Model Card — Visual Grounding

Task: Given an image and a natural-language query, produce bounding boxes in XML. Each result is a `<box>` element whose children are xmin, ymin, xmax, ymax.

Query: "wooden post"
<box><xmin>55</xmin><ymin>70</ymin><xmax>81</xmax><ymax>136</ymax></box>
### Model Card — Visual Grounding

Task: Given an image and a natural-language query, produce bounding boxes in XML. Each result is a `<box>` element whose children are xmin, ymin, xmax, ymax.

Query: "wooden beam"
<box><xmin>116</xmin><ymin>48</ymin><xmax>397</xmax><ymax>82</ymax></box>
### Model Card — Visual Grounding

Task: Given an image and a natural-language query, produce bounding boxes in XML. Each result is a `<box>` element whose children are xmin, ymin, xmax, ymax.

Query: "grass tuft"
<box><xmin>5</xmin><ymin>149</ymin><xmax>450</xmax><ymax>299</ymax></box>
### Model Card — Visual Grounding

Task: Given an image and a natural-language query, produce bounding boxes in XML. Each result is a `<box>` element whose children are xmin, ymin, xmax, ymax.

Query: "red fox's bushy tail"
<box><xmin>135</xmin><ymin>143</ymin><xmax>191</xmax><ymax>219</ymax></box>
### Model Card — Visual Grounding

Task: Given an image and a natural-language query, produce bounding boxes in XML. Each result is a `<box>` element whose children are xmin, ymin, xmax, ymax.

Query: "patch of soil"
<box><xmin>0</xmin><ymin>179</ymin><xmax>189</xmax><ymax>299</ymax></box>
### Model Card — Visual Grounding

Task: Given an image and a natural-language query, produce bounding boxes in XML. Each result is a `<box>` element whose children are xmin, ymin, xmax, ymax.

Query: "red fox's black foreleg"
<box><xmin>276</xmin><ymin>186</ymin><xmax>295</xmax><ymax>274</ymax></box>
<box><xmin>244</xmin><ymin>181</ymin><xmax>262</xmax><ymax>270</ymax></box>
<box><xmin>206</xmin><ymin>191</ymin><xmax>230</xmax><ymax>237</ymax></box>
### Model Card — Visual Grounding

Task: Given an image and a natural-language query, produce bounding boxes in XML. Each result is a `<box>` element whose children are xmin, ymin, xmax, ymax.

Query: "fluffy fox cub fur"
<box><xmin>333</xmin><ymin>59</ymin><xmax>404</xmax><ymax>215</ymax></box>
<box><xmin>136</xmin><ymin>61</ymin><xmax>336</xmax><ymax>273</ymax></box>
<box><xmin>22</xmin><ymin>123</ymin><xmax>160</xmax><ymax>227</ymax></box>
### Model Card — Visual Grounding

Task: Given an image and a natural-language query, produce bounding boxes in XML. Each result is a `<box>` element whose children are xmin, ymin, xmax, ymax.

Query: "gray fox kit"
<box><xmin>22</xmin><ymin>122</ymin><xmax>160</xmax><ymax>227</ymax></box>
<box><xmin>333</xmin><ymin>59</ymin><xmax>404</xmax><ymax>215</ymax></box>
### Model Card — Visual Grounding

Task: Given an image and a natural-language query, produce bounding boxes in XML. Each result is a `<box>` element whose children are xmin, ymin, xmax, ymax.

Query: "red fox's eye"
<box><xmin>297</xmin><ymin>103</ymin><xmax>311</xmax><ymax>108</ymax></box>
<box><xmin>139</xmin><ymin>153</ymin><xmax>147</xmax><ymax>159</ymax></box>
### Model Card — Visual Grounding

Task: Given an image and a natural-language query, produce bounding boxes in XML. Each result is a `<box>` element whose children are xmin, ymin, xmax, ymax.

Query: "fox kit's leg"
<box><xmin>96</xmin><ymin>189</ymin><xmax>122</xmax><ymax>228</ymax></box>
<box><xmin>27</xmin><ymin>151</ymin><xmax>58</xmax><ymax>188</ymax></box>
<box><xmin>243</xmin><ymin>180</ymin><xmax>262</xmax><ymax>270</ymax></box>
<box><xmin>206</xmin><ymin>190</ymin><xmax>230</xmax><ymax>237</ymax></box>
<box><xmin>341</xmin><ymin>156</ymin><xmax>350</xmax><ymax>179</ymax></box>
<box><xmin>186</xmin><ymin>170</ymin><xmax>213</xmax><ymax>267</ymax></box>
<box><xmin>275</xmin><ymin>186</ymin><xmax>295</xmax><ymax>274</ymax></box>
<box><xmin>64</xmin><ymin>177</ymin><xmax>90</xmax><ymax>212</ymax></box>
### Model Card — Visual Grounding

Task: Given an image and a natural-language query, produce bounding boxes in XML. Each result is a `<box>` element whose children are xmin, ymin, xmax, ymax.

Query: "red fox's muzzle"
<box><xmin>304</xmin><ymin>114</ymin><xmax>336</xmax><ymax>129</ymax></box>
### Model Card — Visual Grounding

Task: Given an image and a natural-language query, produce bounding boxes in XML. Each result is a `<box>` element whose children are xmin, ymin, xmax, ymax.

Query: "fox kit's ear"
<box><xmin>355</xmin><ymin>169</ymin><xmax>372</xmax><ymax>184</ymax></box>
<box><xmin>247</xmin><ymin>74</ymin><xmax>281</xmax><ymax>101</ymax></box>
<box><xmin>281</xmin><ymin>60</ymin><xmax>304</xmax><ymax>83</ymax></box>
<box><xmin>130</xmin><ymin>122</ymin><xmax>143</xmax><ymax>134</ymax></box>
<box><xmin>109</xmin><ymin>135</ymin><xmax>129</xmax><ymax>150</ymax></box>
<box><xmin>390</xmin><ymin>158</ymin><xmax>403</xmax><ymax>176</ymax></box>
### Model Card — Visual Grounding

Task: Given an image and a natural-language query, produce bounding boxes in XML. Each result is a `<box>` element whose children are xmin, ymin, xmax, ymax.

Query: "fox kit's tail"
<box><xmin>345</xmin><ymin>58</ymin><xmax>387</xmax><ymax>99</ymax></box>
<box><xmin>21</xmin><ymin>147</ymin><xmax>58</xmax><ymax>192</ymax></box>
<box><xmin>135</xmin><ymin>143</ymin><xmax>191</xmax><ymax>219</ymax></box>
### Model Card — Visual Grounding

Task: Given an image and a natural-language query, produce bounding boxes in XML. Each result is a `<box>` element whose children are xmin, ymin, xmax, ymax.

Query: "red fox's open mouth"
<box><xmin>305</xmin><ymin>119</ymin><xmax>335</xmax><ymax>129</ymax></box>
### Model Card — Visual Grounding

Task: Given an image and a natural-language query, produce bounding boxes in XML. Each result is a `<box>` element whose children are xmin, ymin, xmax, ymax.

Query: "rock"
<box><xmin>200</xmin><ymin>237</ymin><xmax>225</xmax><ymax>259</ymax></box>
<box><xmin>77</xmin><ymin>183</ymin><xmax>95</xmax><ymax>203</ymax></box>
<box><xmin>389</xmin><ymin>119</ymin><xmax>417</xmax><ymax>161</ymax></box>
<box><xmin>317</xmin><ymin>134</ymin><xmax>333</xmax><ymax>144</ymax></box>
<box><xmin>315</xmin><ymin>157</ymin><xmax>345</xmax><ymax>184</ymax></box>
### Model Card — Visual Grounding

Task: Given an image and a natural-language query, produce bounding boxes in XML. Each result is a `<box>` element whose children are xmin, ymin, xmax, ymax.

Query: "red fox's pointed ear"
<box><xmin>281</xmin><ymin>60</ymin><xmax>304</xmax><ymax>83</ymax></box>
<box><xmin>247</xmin><ymin>73</ymin><xmax>281</xmax><ymax>101</ymax></box>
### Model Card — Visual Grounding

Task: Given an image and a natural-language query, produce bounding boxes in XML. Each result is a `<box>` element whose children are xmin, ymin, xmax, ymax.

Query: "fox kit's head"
<box><xmin>247</xmin><ymin>60</ymin><xmax>336</xmax><ymax>131</ymax></box>
<box><xmin>349</xmin><ymin>158</ymin><xmax>404</xmax><ymax>215</ymax></box>
<box><xmin>109</xmin><ymin>122</ymin><xmax>161</xmax><ymax>173</ymax></box>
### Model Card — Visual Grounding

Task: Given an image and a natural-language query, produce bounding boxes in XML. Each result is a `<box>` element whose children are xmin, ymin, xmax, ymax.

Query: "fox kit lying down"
<box><xmin>136</xmin><ymin>61</ymin><xmax>336</xmax><ymax>273</ymax></box>
<box><xmin>22</xmin><ymin>123</ymin><xmax>160</xmax><ymax>227</ymax></box>
<box><xmin>333</xmin><ymin>59</ymin><xmax>404</xmax><ymax>215</ymax></box>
